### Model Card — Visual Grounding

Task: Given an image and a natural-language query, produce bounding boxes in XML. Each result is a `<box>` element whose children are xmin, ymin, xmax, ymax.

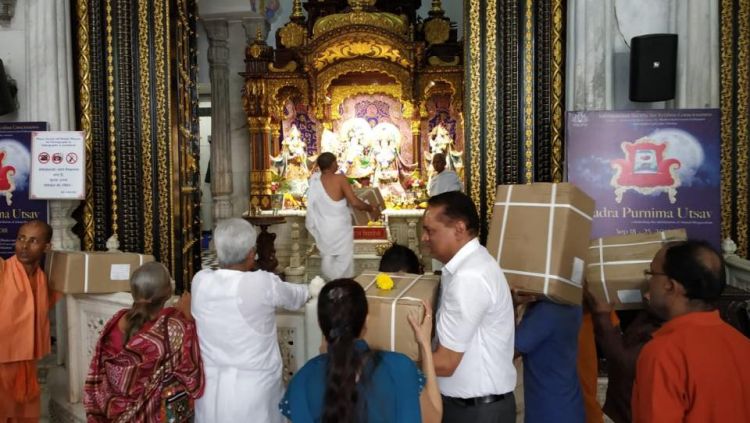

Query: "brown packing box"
<box><xmin>486</xmin><ymin>183</ymin><xmax>596</xmax><ymax>305</ymax></box>
<box><xmin>352</xmin><ymin>187</ymin><xmax>386</xmax><ymax>226</ymax></box>
<box><xmin>587</xmin><ymin>229</ymin><xmax>688</xmax><ymax>310</ymax></box>
<box><xmin>354</xmin><ymin>271</ymin><xmax>440</xmax><ymax>361</ymax></box>
<box><xmin>46</xmin><ymin>251</ymin><xmax>155</xmax><ymax>294</ymax></box>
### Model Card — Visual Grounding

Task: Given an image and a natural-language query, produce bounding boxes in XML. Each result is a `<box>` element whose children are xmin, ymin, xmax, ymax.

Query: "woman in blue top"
<box><xmin>280</xmin><ymin>278</ymin><xmax>442</xmax><ymax>423</ymax></box>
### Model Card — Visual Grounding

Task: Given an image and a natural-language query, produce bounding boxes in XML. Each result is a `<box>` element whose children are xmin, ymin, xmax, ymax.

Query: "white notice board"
<box><xmin>30</xmin><ymin>131</ymin><xmax>86</xmax><ymax>199</ymax></box>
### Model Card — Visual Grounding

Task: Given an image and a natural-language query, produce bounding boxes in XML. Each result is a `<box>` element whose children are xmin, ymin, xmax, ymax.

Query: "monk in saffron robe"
<box><xmin>0</xmin><ymin>220</ymin><xmax>58</xmax><ymax>422</ymax></box>
<box><xmin>632</xmin><ymin>240</ymin><xmax>750</xmax><ymax>422</ymax></box>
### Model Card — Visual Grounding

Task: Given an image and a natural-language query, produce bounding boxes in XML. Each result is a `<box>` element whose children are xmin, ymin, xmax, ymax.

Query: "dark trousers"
<box><xmin>442</xmin><ymin>393</ymin><xmax>516</xmax><ymax>423</ymax></box>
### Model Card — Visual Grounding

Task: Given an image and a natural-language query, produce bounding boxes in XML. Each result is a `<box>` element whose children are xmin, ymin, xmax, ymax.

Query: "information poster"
<box><xmin>566</xmin><ymin>109</ymin><xmax>721</xmax><ymax>248</ymax></box>
<box><xmin>0</xmin><ymin>130</ymin><xmax>49</xmax><ymax>258</ymax></box>
<box><xmin>30</xmin><ymin>131</ymin><xmax>85</xmax><ymax>200</ymax></box>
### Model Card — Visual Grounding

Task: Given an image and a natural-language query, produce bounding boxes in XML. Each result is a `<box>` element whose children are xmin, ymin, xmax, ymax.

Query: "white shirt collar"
<box><xmin>443</xmin><ymin>237</ymin><xmax>480</xmax><ymax>275</ymax></box>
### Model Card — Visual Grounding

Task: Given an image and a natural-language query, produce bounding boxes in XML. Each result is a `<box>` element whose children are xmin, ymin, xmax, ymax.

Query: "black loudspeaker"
<box><xmin>0</xmin><ymin>60</ymin><xmax>18</xmax><ymax>116</ymax></box>
<box><xmin>629</xmin><ymin>34</ymin><xmax>678</xmax><ymax>102</ymax></box>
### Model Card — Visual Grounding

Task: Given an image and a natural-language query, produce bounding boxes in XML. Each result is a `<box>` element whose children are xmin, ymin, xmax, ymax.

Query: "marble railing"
<box><xmin>255</xmin><ymin>208</ymin><xmax>431</xmax><ymax>278</ymax></box>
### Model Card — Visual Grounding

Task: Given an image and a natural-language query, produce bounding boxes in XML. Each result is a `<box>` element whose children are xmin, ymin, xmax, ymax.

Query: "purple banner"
<box><xmin>566</xmin><ymin>109</ymin><xmax>721</xmax><ymax>248</ymax></box>
<box><xmin>0</xmin><ymin>131</ymin><xmax>49</xmax><ymax>258</ymax></box>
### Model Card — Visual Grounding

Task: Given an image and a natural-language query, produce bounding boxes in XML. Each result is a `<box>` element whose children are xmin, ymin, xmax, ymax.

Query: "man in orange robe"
<box><xmin>0</xmin><ymin>220</ymin><xmax>57</xmax><ymax>422</ymax></box>
<box><xmin>632</xmin><ymin>240</ymin><xmax>750</xmax><ymax>422</ymax></box>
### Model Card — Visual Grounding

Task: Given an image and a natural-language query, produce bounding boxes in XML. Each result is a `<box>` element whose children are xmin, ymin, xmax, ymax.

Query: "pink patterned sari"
<box><xmin>84</xmin><ymin>307</ymin><xmax>204</xmax><ymax>422</ymax></box>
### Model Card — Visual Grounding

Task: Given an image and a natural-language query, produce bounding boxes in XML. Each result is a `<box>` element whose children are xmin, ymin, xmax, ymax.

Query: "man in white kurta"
<box><xmin>192</xmin><ymin>219</ymin><xmax>309</xmax><ymax>423</ymax></box>
<box><xmin>428</xmin><ymin>153</ymin><xmax>463</xmax><ymax>197</ymax></box>
<box><xmin>306</xmin><ymin>152</ymin><xmax>377</xmax><ymax>280</ymax></box>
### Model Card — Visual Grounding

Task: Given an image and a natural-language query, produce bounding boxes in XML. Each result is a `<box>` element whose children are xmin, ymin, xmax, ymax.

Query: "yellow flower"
<box><xmin>375</xmin><ymin>273</ymin><xmax>395</xmax><ymax>291</ymax></box>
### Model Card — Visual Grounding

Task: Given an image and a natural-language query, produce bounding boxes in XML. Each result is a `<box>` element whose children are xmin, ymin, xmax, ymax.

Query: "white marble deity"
<box><xmin>270</xmin><ymin>125</ymin><xmax>311</xmax><ymax>197</ymax></box>
<box><xmin>372</xmin><ymin>122</ymin><xmax>407</xmax><ymax>198</ymax></box>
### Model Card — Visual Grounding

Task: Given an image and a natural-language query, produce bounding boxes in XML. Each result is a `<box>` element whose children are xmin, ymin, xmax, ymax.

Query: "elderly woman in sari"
<box><xmin>84</xmin><ymin>262</ymin><xmax>204</xmax><ymax>422</ymax></box>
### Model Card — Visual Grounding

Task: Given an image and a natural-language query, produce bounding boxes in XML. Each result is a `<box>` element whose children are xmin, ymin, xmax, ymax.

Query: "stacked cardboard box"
<box><xmin>46</xmin><ymin>251</ymin><xmax>154</xmax><ymax>294</ymax></box>
<box><xmin>587</xmin><ymin>229</ymin><xmax>687</xmax><ymax>309</ymax></box>
<box><xmin>486</xmin><ymin>183</ymin><xmax>596</xmax><ymax>305</ymax></box>
<box><xmin>354</xmin><ymin>271</ymin><xmax>440</xmax><ymax>361</ymax></box>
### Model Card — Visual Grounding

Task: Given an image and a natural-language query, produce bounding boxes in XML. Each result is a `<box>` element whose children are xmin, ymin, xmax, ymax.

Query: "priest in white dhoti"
<box><xmin>428</xmin><ymin>152</ymin><xmax>463</xmax><ymax>197</ymax></box>
<box><xmin>191</xmin><ymin>218</ymin><xmax>309</xmax><ymax>423</ymax></box>
<box><xmin>306</xmin><ymin>152</ymin><xmax>378</xmax><ymax>280</ymax></box>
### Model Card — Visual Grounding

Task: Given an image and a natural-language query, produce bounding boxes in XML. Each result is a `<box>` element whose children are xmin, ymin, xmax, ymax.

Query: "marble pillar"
<box><xmin>27</xmin><ymin>0</ymin><xmax>78</xmax><ymax>373</ymax></box>
<box><xmin>27</xmin><ymin>0</ymin><xmax>80</xmax><ymax>251</ymax></box>
<box><xmin>204</xmin><ymin>19</ymin><xmax>234</xmax><ymax>225</ymax></box>
<box><xmin>567</xmin><ymin>0</ymin><xmax>720</xmax><ymax>110</ymax></box>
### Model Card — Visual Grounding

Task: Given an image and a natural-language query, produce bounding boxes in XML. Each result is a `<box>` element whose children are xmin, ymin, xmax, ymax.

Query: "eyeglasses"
<box><xmin>643</xmin><ymin>270</ymin><xmax>668</xmax><ymax>279</ymax></box>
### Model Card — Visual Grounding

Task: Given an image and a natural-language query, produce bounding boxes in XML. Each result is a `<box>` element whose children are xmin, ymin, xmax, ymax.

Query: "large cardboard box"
<box><xmin>352</xmin><ymin>187</ymin><xmax>386</xmax><ymax>226</ymax></box>
<box><xmin>46</xmin><ymin>251</ymin><xmax>154</xmax><ymax>294</ymax></box>
<box><xmin>354</xmin><ymin>271</ymin><xmax>440</xmax><ymax>361</ymax></box>
<box><xmin>587</xmin><ymin>229</ymin><xmax>687</xmax><ymax>310</ymax></box>
<box><xmin>486</xmin><ymin>183</ymin><xmax>596</xmax><ymax>305</ymax></box>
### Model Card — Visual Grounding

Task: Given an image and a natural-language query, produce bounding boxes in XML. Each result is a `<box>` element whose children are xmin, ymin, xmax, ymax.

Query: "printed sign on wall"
<box><xmin>30</xmin><ymin>131</ymin><xmax>86</xmax><ymax>200</ymax></box>
<box><xmin>566</xmin><ymin>109</ymin><xmax>721</xmax><ymax>248</ymax></box>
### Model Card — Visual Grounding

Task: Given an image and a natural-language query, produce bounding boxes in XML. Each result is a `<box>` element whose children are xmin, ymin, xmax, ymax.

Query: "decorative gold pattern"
<box><xmin>427</xmin><ymin>56</ymin><xmax>459</xmax><ymax>66</ymax></box>
<box><xmin>486</xmin><ymin>0</ymin><xmax>497</xmax><ymax>218</ymax></box>
<box><xmin>105</xmin><ymin>0</ymin><xmax>118</xmax><ymax>235</ymax></box>
<box><xmin>424</xmin><ymin>18</ymin><xmax>450</xmax><ymax>45</ymax></box>
<box><xmin>417</xmin><ymin>70</ymin><xmax>464</xmax><ymax>113</ymax></box>
<box><xmin>523</xmin><ymin>0</ymin><xmax>534</xmax><ymax>183</ymax></box>
<box><xmin>550</xmin><ymin>0</ymin><xmax>564</xmax><ymax>182</ymax></box>
<box><xmin>737</xmin><ymin>0</ymin><xmax>749</xmax><ymax>256</ymax></box>
<box><xmin>720</xmin><ymin>0</ymin><xmax>750</xmax><ymax>257</ymax></box>
<box><xmin>77</xmin><ymin>0</ymin><xmax>94</xmax><ymax>251</ymax></box>
<box><xmin>291</xmin><ymin>0</ymin><xmax>304</xmax><ymax>19</ymax></box>
<box><xmin>279</xmin><ymin>22</ymin><xmax>306</xmax><ymax>48</ymax></box>
<box><xmin>249</xmin><ymin>44</ymin><xmax>264</xmax><ymax>59</ymax></box>
<box><xmin>468</xmin><ymin>0</ymin><xmax>481</xmax><ymax>210</ymax></box>
<box><xmin>265</xmin><ymin>78</ymin><xmax>307</xmax><ymax>119</ymax></box>
<box><xmin>138</xmin><ymin>0</ymin><xmax>153</xmax><ymax>254</ymax></box>
<box><xmin>174</xmin><ymin>0</ymin><xmax>199</xmax><ymax>286</ymax></box>
<box><xmin>330</xmin><ymin>85</ymin><xmax>413</xmax><ymax>120</ymax></box>
<box><xmin>720</xmin><ymin>0</ymin><xmax>734</xmax><ymax>247</ymax></box>
<box><xmin>315</xmin><ymin>58</ymin><xmax>412</xmax><ymax>118</ymax></box>
<box><xmin>313</xmin><ymin>11</ymin><xmax>408</xmax><ymax>39</ymax></box>
<box><xmin>269</xmin><ymin>61</ymin><xmax>299</xmax><ymax>73</ymax></box>
<box><xmin>154</xmin><ymin>0</ymin><xmax>171</xmax><ymax>269</ymax></box>
<box><xmin>310</xmin><ymin>35</ymin><xmax>413</xmax><ymax>70</ymax></box>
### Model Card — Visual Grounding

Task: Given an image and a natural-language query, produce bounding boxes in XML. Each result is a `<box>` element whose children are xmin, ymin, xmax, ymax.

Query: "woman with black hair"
<box><xmin>280</xmin><ymin>279</ymin><xmax>442</xmax><ymax>422</ymax></box>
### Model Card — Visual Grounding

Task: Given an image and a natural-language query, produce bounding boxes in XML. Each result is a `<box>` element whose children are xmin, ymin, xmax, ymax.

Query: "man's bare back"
<box><xmin>320</xmin><ymin>172</ymin><xmax>375</xmax><ymax>213</ymax></box>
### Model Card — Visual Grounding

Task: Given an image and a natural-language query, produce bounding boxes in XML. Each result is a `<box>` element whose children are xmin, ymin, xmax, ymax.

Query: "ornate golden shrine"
<box><xmin>242</xmin><ymin>0</ymin><xmax>464</xmax><ymax>206</ymax></box>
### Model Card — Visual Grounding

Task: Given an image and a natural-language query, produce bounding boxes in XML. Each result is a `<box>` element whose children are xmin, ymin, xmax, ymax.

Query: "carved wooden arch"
<box><xmin>263</xmin><ymin>77</ymin><xmax>309</xmax><ymax>123</ymax></box>
<box><xmin>416</xmin><ymin>72</ymin><xmax>464</xmax><ymax>118</ymax></box>
<box><xmin>329</xmin><ymin>84</ymin><xmax>414</xmax><ymax>121</ymax></box>
<box><xmin>305</xmin><ymin>29</ymin><xmax>415</xmax><ymax>72</ymax></box>
<box><xmin>313</xmin><ymin>58</ymin><xmax>412</xmax><ymax>120</ymax></box>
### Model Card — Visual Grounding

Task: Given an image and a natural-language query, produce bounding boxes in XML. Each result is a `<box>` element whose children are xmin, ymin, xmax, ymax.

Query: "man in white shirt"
<box><xmin>192</xmin><ymin>218</ymin><xmax>309</xmax><ymax>423</ymax></box>
<box><xmin>428</xmin><ymin>153</ymin><xmax>462</xmax><ymax>197</ymax></box>
<box><xmin>422</xmin><ymin>191</ymin><xmax>517</xmax><ymax>422</ymax></box>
